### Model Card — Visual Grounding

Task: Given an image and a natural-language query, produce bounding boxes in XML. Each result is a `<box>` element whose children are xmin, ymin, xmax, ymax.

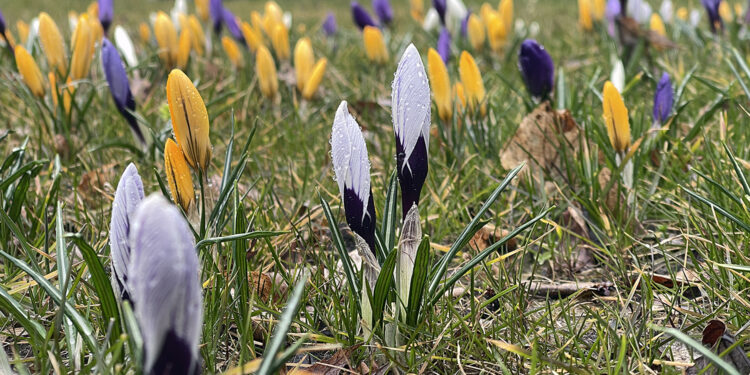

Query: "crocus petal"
<box><xmin>437</xmin><ymin>27</ymin><xmax>451</xmax><ymax>63</ymax></box>
<box><xmin>129</xmin><ymin>194</ymin><xmax>202</xmax><ymax>375</ymax></box>
<box><xmin>109</xmin><ymin>163</ymin><xmax>144</xmax><ymax>302</ymax></box>
<box><xmin>427</xmin><ymin>48</ymin><xmax>452</xmax><ymax>122</ymax></box>
<box><xmin>605</xmin><ymin>0</ymin><xmax>621</xmax><ymax>36</ymax></box>
<box><xmin>222</xmin><ymin>35</ymin><xmax>244</xmax><ymax>67</ymax></box>
<box><xmin>164</xmin><ymin>139</ymin><xmax>195</xmax><ymax>212</ymax></box>
<box><xmin>38</xmin><ymin>12</ymin><xmax>67</xmax><ymax>76</ymax></box>
<box><xmin>210</xmin><ymin>0</ymin><xmax>223</xmax><ymax>33</ymax></box>
<box><xmin>518</xmin><ymin>39</ymin><xmax>555</xmax><ymax>99</ymax></box>
<box><xmin>433</xmin><ymin>0</ymin><xmax>447</xmax><ymax>24</ymax></box>
<box><xmin>650</xmin><ymin>13</ymin><xmax>667</xmax><ymax>36</ymax></box>
<box><xmin>240</xmin><ymin>21</ymin><xmax>262</xmax><ymax>52</ymax></box>
<box><xmin>602</xmin><ymin>81</ymin><xmax>630</xmax><ymax>153</ymax></box>
<box><xmin>702</xmin><ymin>0</ymin><xmax>723</xmax><ymax>32</ymax></box>
<box><xmin>222</xmin><ymin>8</ymin><xmax>245</xmax><ymax>45</ymax></box>
<box><xmin>271</xmin><ymin>23</ymin><xmax>290</xmax><ymax>60</ymax></box>
<box><xmin>652</xmin><ymin>72</ymin><xmax>673</xmax><ymax>125</ymax></box>
<box><xmin>466</xmin><ymin>14</ymin><xmax>485</xmax><ymax>50</ymax></box>
<box><xmin>363</xmin><ymin>25</ymin><xmax>388</xmax><ymax>63</ymax></box>
<box><xmin>458</xmin><ymin>50</ymin><xmax>485</xmax><ymax>115</ymax></box>
<box><xmin>113</xmin><ymin>26</ymin><xmax>137</xmax><ymax>67</ymax></box>
<box><xmin>445</xmin><ymin>0</ymin><xmax>468</xmax><ymax>34</ymax></box>
<box><xmin>610</xmin><ymin>59</ymin><xmax>625</xmax><ymax>92</ymax></box>
<box><xmin>99</xmin><ymin>0</ymin><xmax>113</xmax><ymax>33</ymax></box>
<box><xmin>351</xmin><ymin>1</ymin><xmax>378</xmax><ymax>30</ymax></box>
<box><xmin>154</xmin><ymin>12</ymin><xmax>178</xmax><ymax>68</ymax></box>
<box><xmin>302</xmin><ymin>58</ymin><xmax>327</xmax><ymax>100</ymax></box>
<box><xmin>423</xmin><ymin>8</ymin><xmax>440</xmax><ymax>31</ymax></box>
<box><xmin>14</xmin><ymin>46</ymin><xmax>45</xmax><ymax>98</ymax></box>
<box><xmin>70</xmin><ymin>15</ymin><xmax>95</xmax><ymax>80</ymax></box>
<box><xmin>331</xmin><ymin>101</ymin><xmax>377</xmax><ymax>252</ymax></box>
<box><xmin>294</xmin><ymin>38</ymin><xmax>314</xmax><ymax>92</ymax></box>
<box><xmin>166</xmin><ymin>69</ymin><xmax>212</xmax><ymax>171</ymax></box>
<box><xmin>660</xmin><ymin>0</ymin><xmax>673</xmax><ymax>23</ymax></box>
<box><xmin>256</xmin><ymin>45</ymin><xmax>278</xmax><ymax>99</ymax></box>
<box><xmin>392</xmin><ymin>44</ymin><xmax>431</xmax><ymax>215</ymax></box>
<box><xmin>322</xmin><ymin>12</ymin><xmax>337</xmax><ymax>36</ymax></box>
<box><xmin>102</xmin><ymin>38</ymin><xmax>144</xmax><ymax>143</ymax></box>
<box><xmin>373</xmin><ymin>0</ymin><xmax>393</xmax><ymax>25</ymax></box>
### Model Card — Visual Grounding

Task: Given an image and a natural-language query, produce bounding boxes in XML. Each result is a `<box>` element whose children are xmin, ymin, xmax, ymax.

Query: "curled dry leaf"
<box><xmin>523</xmin><ymin>280</ymin><xmax>615</xmax><ymax>299</ymax></box>
<box><xmin>288</xmin><ymin>344</ymin><xmax>362</xmax><ymax>375</ymax></box>
<box><xmin>686</xmin><ymin>320</ymin><xmax>750</xmax><ymax>375</ymax></box>
<box><xmin>468</xmin><ymin>224</ymin><xmax>515</xmax><ymax>252</ymax></box>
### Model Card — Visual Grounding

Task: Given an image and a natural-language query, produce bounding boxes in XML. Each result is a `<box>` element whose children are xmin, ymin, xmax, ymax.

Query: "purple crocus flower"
<box><xmin>323</xmin><ymin>12</ymin><xmax>337</xmax><ymax>36</ymax></box>
<box><xmin>109</xmin><ymin>163</ymin><xmax>144</xmax><ymax>302</ymax></box>
<box><xmin>518</xmin><ymin>39</ymin><xmax>555</xmax><ymax>99</ymax></box>
<box><xmin>437</xmin><ymin>28</ymin><xmax>451</xmax><ymax>63</ymax></box>
<box><xmin>461</xmin><ymin>12</ymin><xmax>470</xmax><ymax>37</ymax></box>
<box><xmin>433</xmin><ymin>0</ymin><xmax>447</xmax><ymax>24</ymax></box>
<box><xmin>605</xmin><ymin>0</ymin><xmax>621</xmax><ymax>37</ymax></box>
<box><xmin>129</xmin><ymin>195</ymin><xmax>202</xmax><ymax>375</ymax></box>
<box><xmin>0</xmin><ymin>9</ymin><xmax>6</xmax><ymax>35</ymax></box>
<box><xmin>351</xmin><ymin>1</ymin><xmax>378</xmax><ymax>30</ymax></box>
<box><xmin>392</xmin><ymin>44</ymin><xmax>430</xmax><ymax>217</ymax></box>
<box><xmin>210</xmin><ymin>0</ymin><xmax>223</xmax><ymax>33</ymax></box>
<box><xmin>101</xmin><ymin>38</ymin><xmax>144</xmax><ymax>144</ymax></box>
<box><xmin>372</xmin><ymin>0</ymin><xmax>393</xmax><ymax>25</ymax></box>
<box><xmin>652</xmin><ymin>73</ymin><xmax>673</xmax><ymax>125</ymax></box>
<box><xmin>222</xmin><ymin>8</ymin><xmax>246</xmax><ymax>45</ymax></box>
<box><xmin>702</xmin><ymin>0</ymin><xmax>723</xmax><ymax>33</ymax></box>
<box><xmin>331</xmin><ymin>101</ymin><xmax>377</xmax><ymax>253</ymax></box>
<box><xmin>99</xmin><ymin>0</ymin><xmax>113</xmax><ymax>34</ymax></box>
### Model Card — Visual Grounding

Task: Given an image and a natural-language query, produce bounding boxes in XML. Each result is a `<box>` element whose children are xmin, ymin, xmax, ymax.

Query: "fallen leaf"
<box><xmin>288</xmin><ymin>344</ymin><xmax>361</xmax><ymax>375</ymax></box>
<box><xmin>523</xmin><ymin>280</ymin><xmax>614</xmax><ymax>299</ymax></box>
<box><xmin>687</xmin><ymin>320</ymin><xmax>750</xmax><ymax>375</ymax></box>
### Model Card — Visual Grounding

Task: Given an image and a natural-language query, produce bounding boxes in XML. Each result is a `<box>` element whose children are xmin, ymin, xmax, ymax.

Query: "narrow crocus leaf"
<box><xmin>653</xmin><ymin>72</ymin><xmax>673</xmax><ymax>125</ymax></box>
<box><xmin>331</xmin><ymin>101</ymin><xmax>377</xmax><ymax>253</ymax></box>
<box><xmin>102</xmin><ymin>38</ymin><xmax>145</xmax><ymax>144</ymax></box>
<box><xmin>437</xmin><ymin>27</ymin><xmax>451</xmax><ymax>63</ymax></box>
<box><xmin>352</xmin><ymin>1</ymin><xmax>378</xmax><ymax>30</ymax></box>
<box><xmin>392</xmin><ymin>44</ymin><xmax>431</xmax><ymax>216</ymax></box>
<box><xmin>322</xmin><ymin>12</ymin><xmax>337</xmax><ymax>35</ymax></box>
<box><xmin>602</xmin><ymin>81</ymin><xmax>630</xmax><ymax>153</ymax></box>
<box><xmin>166</xmin><ymin>69</ymin><xmax>212</xmax><ymax>172</ymax></box>
<box><xmin>164</xmin><ymin>139</ymin><xmax>195</xmax><ymax>212</ymax></box>
<box><xmin>396</xmin><ymin>205</ymin><xmax>421</xmax><ymax>318</ymax></box>
<box><xmin>129</xmin><ymin>195</ymin><xmax>202</xmax><ymax>375</ymax></box>
<box><xmin>427</xmin><ymin>48</ymin><xmax>452</xmax><ymax>122</ymax></box>
<box><xmin>14</xmin><ymin>46</ymin><xmax>45</xmax><ymax>98</ymax></box>
<box><xmin>109</xmin><ymin>163</ymin><xmax>144</xmax><ymax>302</ymax></box>
<box><xmin>433</xmin><ymin>0</ymin><xmax>447</xmax><ymax>24</ymax></box>
<box><xmin>99</xmin><ymin>0</ymin><xmax>113</xmax><ymax>33</ymax></box>
<box><xmin>38</xmin><ymin>12</ymin><xmax>67</xmax><ymax>76</ymax></box>
<box><xmin>210</xmin><ymin>0</ymin><xmax>223</xmax><ymax>33</ymax></box>
<box><xmin>518</xmin><ymin>39</ymin><xmax>554</xmax><ymax>100</ymax></box>
<box><xmin>222</xmin><ymin>7</ymin><xmax>245</xmax><ymax>45</ymax></box>
<box><xmin>114</xmin><ymin>26</ymin><xmax>138</xmax><ymax>67</ymax></box>
<box><xmin>373</xmin><ymin>0</ymin><xmax>393</xmax><ymax>25</ymax></box>
<box><xmin>702</xmin><ymin>0</ymin><xmax>723</xmax><ymax>32</ymax></box>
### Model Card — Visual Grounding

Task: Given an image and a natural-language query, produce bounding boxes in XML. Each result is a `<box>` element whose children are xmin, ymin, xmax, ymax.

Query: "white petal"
<box><xmin>689</xmin><ymin>9</ymin><xmax>701</xmax><ymax>27</ymax></box>
<box><xmin>392</xmin><ymin>44</ymin><xmax>431</xmax><ymax>171</ymax></box>
<box><xmin>283</xmin><ymin>12</ymin><xmax>293</xmax><ymax>29</ymax></box>
<box><xmin>331</xmin><ymin>101</ymin><xmax>371</xmax><ymax>210</ymax></box>
<box><xmin>445</xmin><ymin>0</ymin><xmax>468</xmax><ymax>34</ymax></box>
<box><xmin>611</xmin><ymin>59</ymin><xmax>625</xmax><ymax>93</ymax></box>
<box><xmin>660</xmin><ymin>0</ymin><xmax>673</xmax><ymax>23</ymax></box>
<box><xmin>114</xmin><ymin>26</ymin><xmax>138</xmax><ymax>68</ymax></box>
<box><xmin>422</xmin><ymin>8</ymin><xmax>440</xmax><ymax>31</ymax></box>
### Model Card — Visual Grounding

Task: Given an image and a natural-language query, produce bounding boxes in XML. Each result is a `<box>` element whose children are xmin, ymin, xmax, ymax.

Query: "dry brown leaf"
<box><xmin>288</xmin><ymin>344</ymin><xmax>361</xmax><ymax>375</ymax></box>
<box><xmin>78</xmin><ymin>162</ymin><xmax>117</xmax><ymax>206</ymax></box>
<box><xmin>523</xmin><ymin>280</ymin><xmax>614</xmax><ymax>299</ymax></box>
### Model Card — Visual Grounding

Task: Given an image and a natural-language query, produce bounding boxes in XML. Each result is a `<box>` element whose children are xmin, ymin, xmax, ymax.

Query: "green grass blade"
<box><xmin>380</xmin><ymin>169</ymin><xmax>398</xmax><ymax>260</ymax></box>
<box><xmin>372</xmin><ymin>248</ymin><xmax>398</xmax><ymax>328</ymax></box>
<box><xmin>0</xmin><ymin>287</ymin><xmax>46</xmax><ymax>344</ymax></box>
<box><xmin>195</xmin><ymin>230</ymin><xmax>287</xmax><ymax>250</ymax></box>
<box><xmin>723</xmin><ymin>143</ymin><xmax>750</xmax><ymax>197</ymax></box>
<box><xmin>682</xmin><ymin>187</ymin><xmax>750</xmax><ymax>232</ymax></box>
<box><xmin>319</xmin><ymin>193</ymin><xmax>360</xmax><ymax>300</ymax></box>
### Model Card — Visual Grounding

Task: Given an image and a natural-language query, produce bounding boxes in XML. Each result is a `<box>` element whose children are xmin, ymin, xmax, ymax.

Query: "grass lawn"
<box><xmin>1</xmin><ymin>0</ymin><xmax>750</xmax><ymax>373</ymax></box>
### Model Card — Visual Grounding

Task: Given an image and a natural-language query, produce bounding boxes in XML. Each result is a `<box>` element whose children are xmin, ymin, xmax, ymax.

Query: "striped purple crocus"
<box><xmin>99</xmin><ymin>0</ymin><xmax>114</xmax><ymax>34</ymax></box>
<box><xmin>109</xmin><ymin>163</ymin><xmax>144</xmax><ymax>302</ymax></box>
<box><xmin>373</xmin><ymin>0</ymin><xmax>393</xmax><ymax>25</ymax></box>
<box><xmin>702</xmin><ymin>0</ymin><xmax>723</xmax><ymax>33</ymax></box>
<box><xmin>433</xmin><ymin>0</ymin><xmax>447</xmax><ymax>24</ymax></box>
<box><xmin>331</xmin><ymin>101</ymin><xmax>377</xmax><ymax>253</ymax></box>
<box><xmin>129</xmin><ymin>195</ymin><xmax>202</xmax><ymax>375</ymax></box>
<box><xmin>518</xmin><ymin>39</ymin><xmax>555</xmax><ymax>100</ymax></box>
<box><xmin>392</xmin><ymin>44</ymin><xmax>431</xmax><ymax>217</ymax></box>
<box><xmin>351</xmin><ymin>1</ymin><xmax>378</xmax><ymax>30</ymax></box>
<box><xmin>101</xmin><ymin>38</ymin><xmax>144</xmax><ymax>144</ymax></box>
<box><xmin>652</xmin><ymin>72</ymin><xmax>673</xmax><ymax>126</ymax></box>
<box><xmin>437</xmin><ymin>28</ymin><xmax>451</xmax><ymax>63</ymax></box>
<box><xmin>323</xmin><ymin>12</ymin><xmax>337</xmax><ymax>36</ymax></box>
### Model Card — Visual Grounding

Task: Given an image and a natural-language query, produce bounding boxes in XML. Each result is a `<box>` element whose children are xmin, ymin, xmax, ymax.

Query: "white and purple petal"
<box><xmin>109</xmin><ymin>163</ymin><xmax>144</xmax><ymax>302</ymax></box>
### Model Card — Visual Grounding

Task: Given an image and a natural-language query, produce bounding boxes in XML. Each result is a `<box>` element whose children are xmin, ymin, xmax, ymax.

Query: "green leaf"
<box><xmin>195</xmin><ymin>230</ymin><xmax>287</xmax><ymax>250</ymax></box>
<box><xmin>379</xmin><ymin>169</ymin><xmax>399</xmax><ymax>261</ymax></box>
<box><xmin>406</xmin><ymin>236</ymin><xmax>430</xmax><ymax>327</ymax></box>
<box><xmin>372</xmin><ymin>248</ymin><xmax>398</xmax><ymax>329</ymax></box>
<box><xmin>723</xmin><ymin>143</ymin><xmax>750</xmax><ymax>197</ymax></box>
<box><xmin>682</xmin><ymin>187</ymin><xmax>750</xmax><ymax>233</ymax></box>
<box><xmin>319</xmin><ymin>193</ymin><xmax>360</xmax><ymax>301</ymax></box>
<box><xmin>0</xmin><ymin>287</ymin><xmax>46</xmax><ymax>345</ymax></box>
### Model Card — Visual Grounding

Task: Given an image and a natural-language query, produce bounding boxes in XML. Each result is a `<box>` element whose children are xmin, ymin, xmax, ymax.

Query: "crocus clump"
<box><xmin>518</xmin><ymin>39</ymin><xmax>555</xmax><ymax>100</ymax></box>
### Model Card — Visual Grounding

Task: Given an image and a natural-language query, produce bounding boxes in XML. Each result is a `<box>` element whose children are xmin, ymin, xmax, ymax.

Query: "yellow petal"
<box><xmin>735</xmin><ymin>3</ymin><xmax>744</xmax><ymax>18</ymax></box>
<box><xmin>271</xmin><ymin>23</ymin><xmax>290</xmax><ymax>60</ymax></box>
<box><xmin>70</xmin><ymin>15</ymin><xmax>95</xmax><ymax>80</ymax></box>
<box><xmin>410</xmin><ymin>0</ymin><xmax>424</xmax><ymax>22</ymax></box>
<box><xmin>458</xmin><ymin>51</ymin><xmax>485</xmax><ymax>114</ymax></box>
<box><xmin>15</xmin><ymin>46</ymin><xmax>45</xmax><ymax>98</ymax></box>
<box><xmin>265</xmin><ymin>1</ymin><xmax>284</xmax><ymax>23</ymax></box>
<box><xmin>195</xmin><ymin>0</ymin><xmax>210</xmax><ymax>22</ymax></box>
<box><xmin>16</xmin><ymin>21</ymin><xmax>29</xmax><ymax>45</ymax></box>
<box><xmin>677</xmin><ymin>7</ymin><xmax>688</xmax><ymax>21</ymax></box>
<box><xmin>48</xmin><ymin>72</ymin><xmax>58</xmax><ymax>107</ymax></box>
<box><xmin>176</xmin><ymin>29</ymin><xmax>192</xmax><ymax>69</ymax></box>
<box><xmin>139</xmin><ymin>22</ymin><xmax>151</xmax><ymax>44</ymax></box>
<box><xmin>2</xmin><ymin>30</ymin><xmax>16</xmax><ymax>50</ymax></box>
<box><xmin>467</xmin><ymin>14</ymin><xmax>485</xmax><ymax>51</ymax></box>
<box><xmin>363</xmin><ymin>26</ymin><xmax>388</xmax><ymax>64</ymax></box>
<box><xmin>88</xmin><ymin>14</ymin><xmax>103</xmax><ymax>43</ymax></box>
<box><xmin>649</xmin><ymin>14</ymin><xmax>666</xmax><ymax>37</ymax></box>
<box><xmin>486</xmin><ymin>13</ymin><xmax>506</xmax><ymax>52</ymax></box>
<box><xmin>498</xmin><ymin>0</ymin><xmax>513</xmax><ymax>35</ymax></box>
<box><xmin>166</xmin><ymin>69</ymin><xmax>212</xmax><ymax>171</ymax></box>
<box><xmin>256</xmin><ymin>45</ymin><xmax>278</xmax><ymax>99</ymax></box>
<box><xmin>252</xmin><ymin>11</ymin><xmax>265</xmax><ymax>36</ymax></box>
<box><xmin>222</xmin><ymin>36</ymin><xmax>244</xmax><ymax>68</ymax></box>
<box><xmin>579</xmin><ymin>0</ymin><xmax>593</xmax><ymax>31</ymax></box>
<box><xmin>155</xmin><ymin>12</ymin><xmax>178</xmax><ymax>69</ymax></box>
<box><xmin>188</xmin><ymin>15</ymin><xmax>205</xmax><ymax>56</ymax></box>
<box><xmin>164</xmin><ymin>138</ymin><xmax>196</xmax><ymax>213</ymax></box>
<box><xmin>294</xmin><ymin>38</ymin><xmax>314</xmax><ymax>92</ymax></box>
<box><xmin>480</xmin><ymin>3</ymin><xmax>495</xmax><ymax>25</ymax></box>
<box><xmin>453</xmin><ymin>82</ymin><xmax>466</xmax><ymax>115</ymax></box>
<box><xmin>87</xmin><ymin>2</ymin><xmax>99</xmax><ymax>18</ymax></box>
<box><xmin>602</xmin><ymin>81</ymin><xmax>630</xmax><ymax>153</ymax></box>
<box><xmin>427</xmin><ymin>48</ymin><xmax>452</xmax><ymax>122</ymax></box>
<box><xmin>593</xmin><ymin>0</ymin><xmax>606</xmax><ymax>20</ymax></box>
<box><xmin>39</xmin><ymin>12</ymin><xmax>68</xmax><ymax>76</ymax></box>
<box><xmin>302</xmin><ymin>58</ymin><xmax>327</xmax><ymax>100</ymax></box>
<box><xmin>240</xmin><ymin>21</ymin><xmax>263</xmax><ymax>52</ymax></box>
<box><xmin>719</xmin><ymin>1</ymin><xmax>733</xmax><ymax>22</ymax></box>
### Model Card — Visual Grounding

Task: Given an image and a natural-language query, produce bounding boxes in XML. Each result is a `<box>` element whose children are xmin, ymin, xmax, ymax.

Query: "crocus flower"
<box><xmin>176</xmin><ymin>29</ymin><xmax>191</xmax><ymax>69</ymax></box>
<box><xmin>499</xmin><ymin>0</ymin><xmax>513</xmax><ymax>34</ymax></box>
<box><xmin>445</xmin><ymin>0</ymin><xmax>468</xmax><ymax>34</ymax></box>
<box><xmin>486</xmin><ymin>12</ymin><xmax>507</xmax><ymax>52</ymax></box>
<box><xmin>256</xmin><ymin>45</ymin><xmax>278</xmax><ymax>99</ymax></box>
<box><xmin>434</xmin><ymin>0</ymin><xmax>447</xmax><ymax>24</ymax></box>
<box><xmin>690</xmin><ymin>9</ymin><xmax>702</xmax><ymax>27</ymax></box>
<box><xmin>99</xmin><ymin>0</ymin><xmax>113</xmax><ymax>33</ymax></box>
<box><xmin>518</xmin><ymin>39</ymin><xmax>554</xmax><ymax>100</ymax></box>
<box><xmin>166</xmin><ymin>69</ymin><xmax>212</xmax><ymax>172</ymax></box>
<box><xmin>363</xmin><ymin>25</ymin><xmax>388</xmax><ymax>63</ymax></box>
<box><xmin>14</xmin><ymin>46</ymin><xmax>45</xmax><ymax>98</ymax></box>
<box><xmin>331</xmin><ymin>101</ymin><xmax>377</xmax><ymax>253</ymax></box>
<box><xmin>222</xmin><ymin>8</ymin><xmax>245</xmax><ymax>45</ymax></box>
<box><xmin>303</xmin><ymin>59</ymin><xmax>327</xmax><ymax>100</ymax></box>
<box><xmin>102</xmin><ymin>38</ymin><xmax>144</xmax><ymax>144</ymax></box>
<box><xmin>458</xmin><ymin>50</ymin><xmax>485</xmax><ymax>115</ymax></box>
<box><xmin>703</xmin><ymin>0</ymin><xmax>723</xmax><ymax>32</ymax></box>
<box><xmin>70</xmin><ymin>15</ymin><xmax>95</xmax><ymax>80</ymax></box>
<box><xmin>628</xmin><ymin>0</ymin><xmax>653</xmax><ymax>24</ymax></box>
<box><xmin>652</xmin><ymin>72</ymin><xmax>673</xmax><ymax>125</ymax></box>
<box><xmin>154</xmin><ymin>12</ymin><xmax>178</xmax><ymax>68</ymax></box>
<box><xmin>423</xmin><ymin>8</ymin><xmax>440</xmax><ymax>31</ymax></box>
<box><xmin>460</xmin><ymin>12</ymin><xmax>470</xmax><ymax>36</ymax></box>
<box><xmin>271</xmin><ymin>23</ymin><xmax>290</xmax><ymax>60</ymax></box>
<box><xmin>323</xmin><ymin>12</ymin><xmax>337</xmax><ymax>36</ymax></box>
<box><xmin>611</xmin><ymin>59</ymin><xmax>625</xmax><ymax>92</ymax></box>
<box><xmin>392</xmin><ymin>44</ymin><xmax>431</xmax><ymax>215</ymax></box>
<box><xmin>38</xmin><ymin>12</ymin><xmax>67</xmax><ymax>76</ymax></box>
<box><xmin>593</xmin><ymin>0</ymin><xmax>606</xmax><ymax>20</ymax></box>
<box><xmin>650</xmin><ymin>13</ymin><xmax>667</xmax><ymax>37</ymax></box>
<box><xmin>294</xmin><ymin>38</ymin><xmax>314</xmax><ymax>92</ymax></box>
<box><xmin>240</xmin><ymin>21</ymin><xmax>263</xmax><ymax>52</ymax></box>
<box><xmin>719</xmin><ymin>1</ymin><xmax>733</xmax><ymax>21</ymax></box>
<box><xmin>453</xmin><ymin>82</ymin><xmax>466</xmax><ymax>114</ymax></box>
<box><xmin>113</xmin><ymin>26</ymin><xmax>138</xmax><ymax>68</ymax></box>
<box><xmin>222</xmin><ymin>35</ymin><xmax>243</xmax><ymax>67</ymax></box>
<box><xmin>0</xmin><ymin>10</ymin><xmax>6</xmax><ymax>36</ymax></box>
<box><xmin>660</xmin><ymin>0</ymin><xmax>673</xmax><ymax>23</ymax></box>
<box><xmin>109</xmin><ymin>163</ymin><xmax>144</xmax><ymax>302</ymax></box>
<box><xmin>139</xmin><ymin>22</ymin><xmax>150</xmax><ymax>43</ymax></box>
<box><xmin>352</xmin><ymin>1</ymin><xmax>378</xmax><ymax>30</ymax></box>
<box><xmin>196</xmin><ymin>0</ymin><xmax>209</xmax><ymax>22</ymax></box>
<box><xmin>579</xmin><ymin>0</ymin><xmax>593</xmax><ymax>31</ymax></box>
<box><xmin>411</xmin><ymin>0</ymin><xmax>425</xmax><ymax>22</ymax></box>
<box><xmin>466</xmin><ymin>14</ymin><xmax>485</xmax><ymax>50</ymax></box>
<box><xmin>17</xmin><ymin>20</ymin><xmax>29</xmax><ymax>44</ymax></box>
<box><xmin>129</xmin><ymin>195</ymin><xmax>202</xmax><ymax>375</ymax></box>
<box><xmin>164</xmin><ymin>139</ymin><xmax>195</xmax><ymax>212</ymax></box>
<box><xmin>210</xmin><ymin>0</ymin><xmax>223</xmax><ymax>33</ymax></box>
<box><xmin>437</xmin><ymin>28</ymin><xmax>451</xmax><ymax>63</ymax></box>
<box><xmin>605</xmin><ymin>0</ymin><xmax>620</xmax><ymax>36</ymax></box>
<box><xmin>602</xmin><ymin>81</ymin><xmax>630</xmax><ymax>153</ymax></box>
<box><xmin>428</xmin><ymin>48</ymin><xmax>452</xmax><ymax>122</ymax></box>
<box><xmin>373</xmin><ymin>0</ymin><xmax>393</xmax><ymax>25</ymax></box>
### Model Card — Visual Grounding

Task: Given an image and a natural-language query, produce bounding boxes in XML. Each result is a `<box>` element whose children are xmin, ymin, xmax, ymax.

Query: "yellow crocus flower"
<box><xmin>164</xmin><ymin>138</ymin><xmax>196</xmax><ymax>213</ymax></box>
<box><xmin>467</xmin><ymin>14</ymin><xmax>485</xmax><ymax>51</ymax></box>
<box><xmin>176</xmin><ymin>29</ymin><xmax>191</xmax><ymax>69</ymax></box>
<box><xmin>17</xmin><ymin>21</ymin><xmax>29</xmax><ymax>45</ymax></box>
<box><xmin>410</xmin><ymin>0</ymin><xmax>424</xmax><ymax>22</ymax></box>
<box><xmin>363</xmin><ymin>26</ymin><xmax>388</xmax><ymax>64</ymax></box>
<box><xmin>427</xmin><ymin>48</ymin><xmax>452</xmax><ymax>122</ymax></box>
<box><xmin>154</xmin><ymin>12</ymin><xmax>178</xmax><ymax>68</ymax></box>
<box><xmin>222</xmin><ymin>36</ymin><xmax>244</xmax><ymax>68</ymax></box>
<box><xmin>458</xmin><ymin>51</ymin><xmax>485</xmax><ymax>115</ymax></box>
<box><xmin>88</xmin><ymin>14</ymin><xmax>103</xmax><ymax>43</ymax></box>
<box><xmin>166</xmin><ymin>69</ymin><xmax>212</xmax><ymax>172</ymax></box>
<box><xmin>272</xmin><ymin>23</ymin><xmax>290</xmax><ymax>61</ymax></box>
<box><xmin>15</xmin><ymin>46</ymin><xmax>45</xmax><ymax>97</ymax></box>
<box><xmin>302</xmin><ymin>58</ymin><xmax>327</xmax><ymax>100</ymax></box>
<box><xmin>240</xmin><ymin>21</ymin><xmax>263</xmax><ymax>52</ymax></box>
<box><xmin>593</xmin><ymin>0</ymin><xmax>606</xmax><ymax>21</ymax></box>
<box><xmin>39</xmin><ymin>12</ymin><xmax>68</xmax><ymax>76</ymax></box>
<box><xmin>139</xmin><ymin>22</ymin><xmax>151</xmax><ymax>44</ymax></box>
<box><xmin>498</xmin><ymin>0</ymin><xmax>513</xmax><ymax>35</ymax></box>
<box><xmin>256</xmin><ymin>45</ymin><xmax>279</xmax><ymax>99</ymax></box>
<box><xmin>187</xmin><ymin>15</ymin><xmax>205</xmax><ymax>56</ymax></box>
<box><xmin>265</xmin><ymin>1</ymin><xmax>284</xmax><ymax>22</ymax></box>
<box><xmin>649</xmin><ymin>14</ymin><xmax>666</xmax><ymax>37</ymax></box>
<box><xmin>480</xmin><ymin>3</ymin><xmax>495</xmax><ymax>25</ymax></box>
<box><xmin>294</xmin><ymin>38</ymin><xmax>314</xmax><ymax>92</ymax></box>
<box><xmin>677</xmin><ymin>7</ymin><xmax>688</xmax><ymax>21</ymax></box>
<box><xmin>486</xmin><ymin>13</ymin><xmax>507</xmax><ymax>53</ymax></box>
<box><xmin>719</xmin><ymin>1</ymin><xmax>733</xmax><ymax>22</ymax></box>
<box><xmin>735</xmin><ymin>3</ymin><xmax>744</xmax><ymax>18</ymax></box>
<box><xmin>453</xmin><ymin>82</ymin><xmax>466</xmax><ymax>115</ymax></box>
<box><xmin>602</xmin><ymin>81</ymin><xmax>630</xmax><ymax>153</ymax></box>
<box><xmin>70</xmin><ymin>15</ymin><xmax>95</xmax><ymax>80</ymax></box>
<box><xmin>579</xmin><ymin>0</ymin><xmax>593</xmax><ymax>31</ymax></box>
<box><xmin>195</xmin><ymin>0</ymin><xmax>209</xmax><ymax>22</ymax></box>
<box><xmin>251</xmin><ymin>11</ymin><xmax>265</xmax><ymax>36</ymax></box>
<box><xmin>49</xmin><ymin>72</ymin><xmax>58</xmax><ymax>107</ymax></box>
